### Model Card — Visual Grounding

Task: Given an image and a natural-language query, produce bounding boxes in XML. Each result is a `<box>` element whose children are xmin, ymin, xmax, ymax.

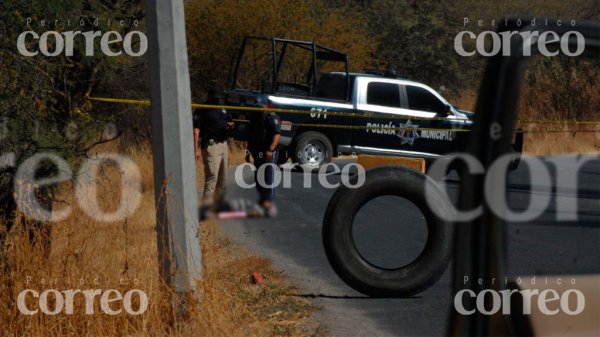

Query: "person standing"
<box><xmin>193</xmin><ymin>87</ymin><xmax>233</xmax><ymax>210</ymax></box>
<box><xmin>247</xmin><ymin>110</ymin><xmax>281</xmax><ymax>216</ymax></box>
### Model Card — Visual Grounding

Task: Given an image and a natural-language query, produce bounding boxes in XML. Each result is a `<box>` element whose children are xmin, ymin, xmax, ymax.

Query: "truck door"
<box><xmin>353</xmin><ymin>80</ymin><xmax>403</xmax><ymax>152</ymax></box>
<box><xmin>404</xmin><ymin>84</ymin><xmax>466</xmax><ymax>155</ymax></box>
<box><xmin>353</xmin><ymin>79</ymin><xmax>434</xmax><ymax>156</ymax></box>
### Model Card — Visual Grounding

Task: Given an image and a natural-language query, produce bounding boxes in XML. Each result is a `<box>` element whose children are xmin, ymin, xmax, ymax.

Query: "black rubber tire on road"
<box><xmin>322</xmin><ymin>165</ymin><xmax>454</xmax><ymax>297</ymax></box>
<box><xmin>292</xmin><ymin>131</ymin><xmax>333</xmax><ymax>167</ymax></box>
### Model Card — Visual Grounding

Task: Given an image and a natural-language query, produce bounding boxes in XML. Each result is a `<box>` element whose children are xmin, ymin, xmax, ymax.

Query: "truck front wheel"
<box><xmin>292</xmin><ymin>131</ymin><xmax>333</xmax><ymax>167</ymax></box>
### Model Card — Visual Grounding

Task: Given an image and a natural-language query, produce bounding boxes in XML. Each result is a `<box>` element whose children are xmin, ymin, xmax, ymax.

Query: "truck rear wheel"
<box><xmin>292</xmin><ymin>131</ymin><xmax>333</xmax><ymax>167</ymax></box>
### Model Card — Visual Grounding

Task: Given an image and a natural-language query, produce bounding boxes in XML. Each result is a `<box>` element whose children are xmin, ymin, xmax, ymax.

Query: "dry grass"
<box><xmin>522</xmin><ymin>130</ymin><xmax>600</xmax><ymax>156</ymax></box>
<box><xmin>0</xmin><ymin>140</ymin><xmax>325</xmax><ymax>337</ymax></box>
<box><xmin>450</xmin><ymin>89</ymin><xmax>478</xmax><ymax>113</ymax></box>
<box><xmin>450</xmin><ymin>85</ymin><xmax>600</xmax><ymax>156</ymax></box>
<box><xmin>229</xmin><ymin>140</ymin><xmax>248</xmax><ymax>166</ymax></box>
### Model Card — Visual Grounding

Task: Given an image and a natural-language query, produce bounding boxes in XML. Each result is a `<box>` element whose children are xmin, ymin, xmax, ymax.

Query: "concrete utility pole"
<box><xmin>146</xmin><ymin>0</ymin><xmax>202</xmax><ymax>299</ymax></box>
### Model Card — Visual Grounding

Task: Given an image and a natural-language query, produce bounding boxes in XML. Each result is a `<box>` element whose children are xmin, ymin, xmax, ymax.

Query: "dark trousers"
<box><xmin>252</xmin><ymin>150</ymin><xmax>279</xmax><ymax>203</ymax></box>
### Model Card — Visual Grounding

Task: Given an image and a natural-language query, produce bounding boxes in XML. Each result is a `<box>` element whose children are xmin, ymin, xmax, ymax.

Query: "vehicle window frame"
<box><xmin>365</xmin><ymin>81</ymin><xmax>402</xmax><ymax>109</ymax></box>
<box><xmin>357</xmin><ymin>78</ymin><xmax>438</xmax><ymax>118</ymax></box>
<box><xmin>405</xmin><ymin>84</ymin><xmax>448</xmax><ymax>115</ymax></box>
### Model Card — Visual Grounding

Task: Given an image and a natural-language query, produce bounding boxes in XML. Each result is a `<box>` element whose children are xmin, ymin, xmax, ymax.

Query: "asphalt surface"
<box><xmin>217</xmin><ymin>155</ymin><xmax>600</xmax><ymax>337</ymax></box>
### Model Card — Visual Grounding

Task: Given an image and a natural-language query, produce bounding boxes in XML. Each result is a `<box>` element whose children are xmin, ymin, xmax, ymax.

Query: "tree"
<box><xmin>366</xmin><ymin>0</ymin><xmax>481</xmax><ymax>93</ymax></box>
<box><xmin>0</xmin><ymin>0</ymin><xmax>145</xmax><ymax>223</ymax></box>
<box><xmin>184</xmin><ymin>0</ymin><xmax>376</xmax><ymax>99</ymax></box>
<box><xmin>365</xmin><ymin>0</ymin><xmax>599</xmax><ymax>96</ymax></box>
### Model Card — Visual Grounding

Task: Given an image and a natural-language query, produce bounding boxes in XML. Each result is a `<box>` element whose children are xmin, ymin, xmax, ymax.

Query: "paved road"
<box><xmin>217</xmin><ymin>155</ymin><xmax>599</xmax><ymax>337</ymax></box>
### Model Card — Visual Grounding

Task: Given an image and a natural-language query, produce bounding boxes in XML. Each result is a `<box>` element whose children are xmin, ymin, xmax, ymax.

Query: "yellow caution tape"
<box><xmin>88</xmin><ymin>96</ymin><xmax>600</xmax><ymax>126</ymax></box>
<box><xmin>232</xmin><ymin>119</ymin><xmax>596</xmax><ymax>133</ymax></box>
<box><xmin>232</xmin><ymin>119</ymin><xmax>469</xmax><ymax>132</ymax></box>
<box><xmin>88</xmin><ymin>97</ymin><xmax>151</xmax><ymax>106</ymax></box>
<box><xmin>521</xmin><ymin>130</ymin><xmax>599</xmax><ymax>133</ymax></box>
<box><xmin>517</xmin><ymin>121</ymin><xmax>600</xmax><ymax>125</ymax></box>
<box><xmin>88</xmin><ymin>96</ymin><xmax>466</xmax><ymax>122</ymax></box>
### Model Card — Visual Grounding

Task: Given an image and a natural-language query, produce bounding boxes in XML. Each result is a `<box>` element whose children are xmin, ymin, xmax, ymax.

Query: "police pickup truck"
<box><xmin>226</xmin><ymin>36</ymin><xmax>522</xmax><ymax>167</ymax></box>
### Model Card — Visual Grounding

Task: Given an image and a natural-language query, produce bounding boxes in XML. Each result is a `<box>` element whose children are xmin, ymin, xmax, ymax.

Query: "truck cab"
<box><xmin>225</xmin><ymin>36</ymin><xmax>519</xmax><ymax>167</ymax></box>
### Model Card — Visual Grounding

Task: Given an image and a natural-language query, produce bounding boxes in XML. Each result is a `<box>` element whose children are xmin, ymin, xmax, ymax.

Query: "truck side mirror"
<box><xmin>444</xmin><ymin>104</ymin><xmax>451</xmax><ymax>114</ymax></box>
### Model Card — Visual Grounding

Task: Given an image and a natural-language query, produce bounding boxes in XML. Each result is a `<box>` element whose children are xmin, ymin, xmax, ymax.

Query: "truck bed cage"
<box><xmin>229</xmin><ymin>36</ymin><xmax>351</xmax><ymax>100</ymax></box>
